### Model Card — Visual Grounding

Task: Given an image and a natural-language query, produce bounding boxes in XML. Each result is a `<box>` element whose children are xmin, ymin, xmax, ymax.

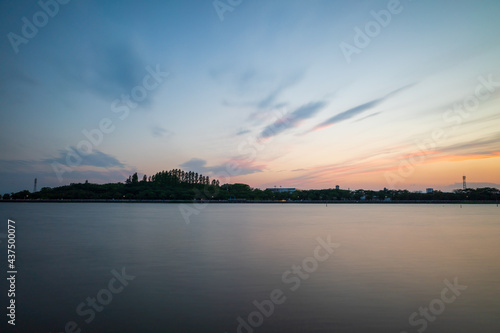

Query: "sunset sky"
<box><xmin>1</xmin><ymin>0</ymin><xmax>499</xmax><ymax>193</ymax></box>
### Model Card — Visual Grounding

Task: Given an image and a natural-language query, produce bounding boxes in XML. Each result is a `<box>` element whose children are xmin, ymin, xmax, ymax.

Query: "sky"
<box><xmin>1</xmin><ymin>0</ymin><xmax>499</xmax><ymax>193</ymax></box>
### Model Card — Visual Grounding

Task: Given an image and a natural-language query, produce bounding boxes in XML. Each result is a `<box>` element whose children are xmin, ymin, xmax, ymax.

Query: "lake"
<box><xmin>0</xmin><ymin>203</ymin><xmax>499</xmax><ymax>333</ymax></box>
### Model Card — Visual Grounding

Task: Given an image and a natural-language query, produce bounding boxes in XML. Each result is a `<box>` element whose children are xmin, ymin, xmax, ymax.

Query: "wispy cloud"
<box><xmin>220</xmin><ymin>71</ymin><xmax>305</xmax><ymax>128</ymax></box>
<box><xmin>214</xmin><ymin>69</ymin><xmax>303</xmax><ymax>112</ymax></box>
<box><xmin>280</xmin><ymin>147</ymin><xmax>411</xmax><ymax>187</ymax></box>
<box><xmin>256</xmin><ymin>72</ymin><xmax>303</xmax><ymax>109</ymax></box>
<box><xmin>310</xmin><ymin>84</ymin><xmax>414</xmax><ymax>132</ymax></box>
<box><xmin>312</xmin><ymin>100</ymin><xmax>381</xmax><ymax>131</ymax></box>
<box><xmin>260</xmin><ymin>101</ymin><xmax>327</xmax><ymax>138</ymax></box>
<box><xmin>209</xmin><ymin>67</ymin><xmax>258</xmax><ymax>92</ymax></box>
<box><xmin>236</xmin><ymin>128</ymin><xmax>251</xmax><ymax>136</ymax></box>
<box><xmin>45</xmin><ymin>148</ymin><xmax>126</xmax><ymax>168</ymax></box>
<box><xmin>59</xmin><ymin>41</ymin><xmax>148</xmax><ymax>102</ymax></box>
<box><xmin>151</xmin><ymin>126</ymin><xmax>173</xmax><ymax>139</ymax></box>
<box><xmin>353</xmin><ymin>112</ymin><xmax>381</xmax><ymax>123</ymax></box>
<box><xmin>438</xmin><ymin>132</ymin><xmax>500</xmax><ymax>156</ymax></box>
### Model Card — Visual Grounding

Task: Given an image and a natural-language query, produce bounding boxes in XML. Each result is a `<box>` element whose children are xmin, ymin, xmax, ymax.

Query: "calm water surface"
<box><xmin>0</xmin><ymin>203</ymin><xmax>499</xmax><ymax>333</ymax></box>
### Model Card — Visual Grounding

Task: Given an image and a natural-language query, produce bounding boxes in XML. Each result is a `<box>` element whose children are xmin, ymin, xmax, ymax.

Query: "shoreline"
<box><xmin>1</xmin><ymin>199</ymin><xmax>498</xmax><ymax>204</ymax></box>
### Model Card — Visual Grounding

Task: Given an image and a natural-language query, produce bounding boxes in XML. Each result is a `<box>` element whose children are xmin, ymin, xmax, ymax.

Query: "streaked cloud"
<box><xmin>45</xmin><ymin>149</ymin><xmax>127</xmax><ymax>168</ymax></box>
<box><xmin>353</xmin><ymin>112</ymin><xmax>382</xmax><ymax>123</ymax></box>
<box><xmin>257</xmin><ymin>73</ymin><xmax>303</xmax><ymax>109</ymax></box>
<box><xmin>438</xmin><ymin>132</ymin><xmax>500</xmax><ymax>156</ymax></box>
<box><xmin>151</xmin><ymin>126</ymin><xmax>173</xmax><ymax>139</ymax></box>
<box><xmin>236</xmin><ymin>128</ymin><xmax>251</xmax><ymax>136</ymax></box>
<box><xmin>59</xmin><ymin>41</ymin><xmax>147</xmax><ymax>102</ymax></box>
<box><xmin>260</xmin><ymin>101</ymin><xmax>327</xmax><ymax>138</ymax></box>
<box><xmin>310</xmin><ymin>84</ymin><xmax>414</xmax><ymax>132</ymax></box>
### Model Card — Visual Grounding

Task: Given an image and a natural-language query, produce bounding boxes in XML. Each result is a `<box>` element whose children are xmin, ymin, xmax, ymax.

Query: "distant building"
<box><xmin>335</xmin><ymin>185</ymin><xmax>340</xmax><ymax>190</ymax></box>
<box><xmin>266</xmin><ymin>187</ymin><xmax>296</xmax><ymax>193</ymax></box>
<box><xmin>426</xmin><ymin>188</ymin><xmax>434</xmax><ymax>193</ymax></box>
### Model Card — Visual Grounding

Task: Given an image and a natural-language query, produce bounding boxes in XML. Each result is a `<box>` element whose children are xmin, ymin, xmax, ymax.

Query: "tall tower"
<box><xmin>33</xmin><ymin>178</ymin><xmax>37</xmax><ymax>193</ymax></box>
<box><xmin>463</xmin><ymin>175</ymin><xmax>466</xmax><ymax>190</ymax></box>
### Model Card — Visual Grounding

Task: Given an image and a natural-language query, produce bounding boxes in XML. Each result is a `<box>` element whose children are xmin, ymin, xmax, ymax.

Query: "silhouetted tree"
<box><xmin>132</xmin><ymin>172</ymin><xmax>139</xmax><ymax>184</ymax></box>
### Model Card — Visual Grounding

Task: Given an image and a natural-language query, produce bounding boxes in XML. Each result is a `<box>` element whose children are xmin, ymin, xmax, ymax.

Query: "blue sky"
<box><xmin>1</xmin><ymin>0</ymin><xmax>500</xmax><ymax>193</ymax></box>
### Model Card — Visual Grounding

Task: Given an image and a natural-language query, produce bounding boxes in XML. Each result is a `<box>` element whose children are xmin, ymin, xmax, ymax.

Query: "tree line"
<box><xmin>1</xmin><ymin>170</ymin><xmax>499</xmax><ymax>201</ymax></box>
<box><xmin>126</xmin><ymin>169</ymin><xmax>220</xmax><ymax>187</ymax></box>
